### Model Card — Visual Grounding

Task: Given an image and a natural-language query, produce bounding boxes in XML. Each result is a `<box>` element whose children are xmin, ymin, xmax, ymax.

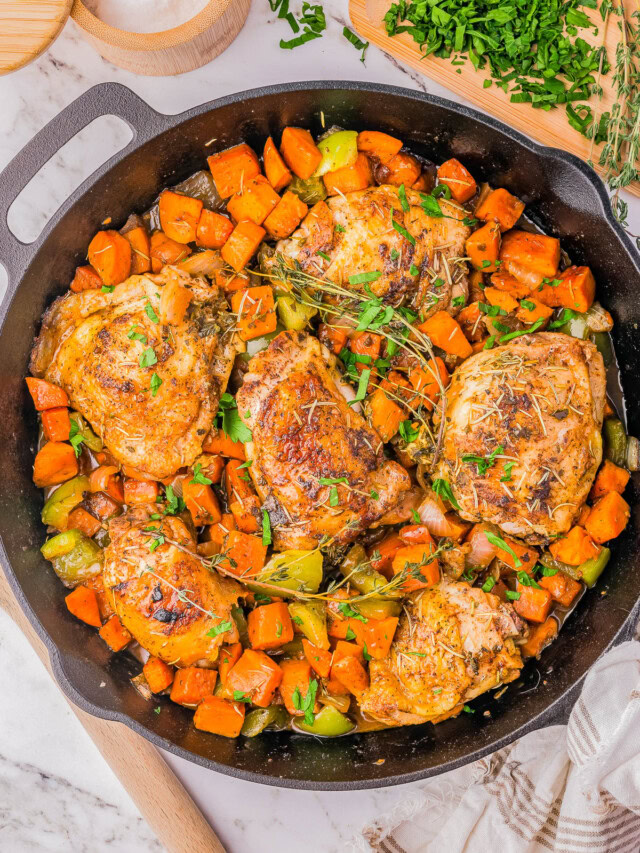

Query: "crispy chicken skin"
<box><xmin>275</xmin><ymin>185</ymin><xmax>470</xmax><ymax>317</ymax></box>
<box><xmin>360</xmin><ymin>580</ymin><xmax>525</xmax><ymax>726</ymax></box>
<box><xmin>30</xmin><ymin>267</ymin><xmax>243</xmax><ymax>480</ymax></box>
<box><xmin>103</xmin><ymin>507</ymin><xmax>242</xmax><ymax>667</ymax></box>
<box><xmin>236</xmin><ymin>330</ymin><xmax>412</xmax><ymax>550</ymax></box>
<box><xmin>433</xmin><ymin>333</ymin><xmax>605</xmax><ymax>543</ymax></box>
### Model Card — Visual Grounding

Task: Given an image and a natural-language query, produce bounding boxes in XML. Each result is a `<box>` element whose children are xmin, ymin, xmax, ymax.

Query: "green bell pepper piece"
<box><xmin>288</xmin><ymin>601</ymin><xmax>329</xmax><ymax>650</ymax></box>
<box><xmin>314</xmin><ymin>130</ymin><xmax>358</xmax><ymax>177</ymax></box>
<box><xmin>276</xmin><ymin>295</ymin><xmax>318</xmax><ymax>331</ymax></box>
<box><xmin>288</xmin><ymin>175</ymin><xmax>327</xmax><ymax>205</ymax></box>
<box><xmin>41</xmin><ymin>529</ymin><xmax>85</xmax><ymax>560</ymax></box>
<box><xmin>603</xmin><ymin>418</ymin><xmax>628</xmax><ymax>467</ymax></box>
<box><xmin>554</xmin><ymin>312</ymin><xmax>590</xmax><ymax>339</ymax></box>
<box><xmin>280</xmin><ymin>637</ymin><xmax>305</xmax><ymax>658</ymax></box>
<box><xmin>340</xmin><ymin>544</ymin><xmax>400</xmax><ymax>598</ymax></box>
<box><xmin>256</xmin><ymin>549</ymin><xmax>323</xmax><ymax>596</ymax></box>
<box><xmin>353</xmin><ymin>598</ymin><xmax>402</xmax><ymax>620</ymax></box>
<box><xmin>41</xmin><ymin>475</ymin><xmax>90</xmax><ymax>531</ymax></box>
<box><xmin>579</xmin><ymin>547</ymin><xmax>611</xmax><ymax>588</ymax></box>
<box><xmin>70</xmin><ymin>412</ymin><xmax>103</xmax><ymax>452</ymax></box>
<box><xmin>294</xmin><ymin>704</ymin><xmax>355</xmax><ymax>736</ymax></box>
<box><xmin>47</xmin><ymin>533</ymin><xmax>103</xmax><ymax>587</ymax></box>
<box><xmin>241</xmin><ymin>706</ymin><xmax>289</xmax><ymax>737</ymax></box>
<box><xmin>231</xmin><ymin>605</ymin><xmax>249</xmax><ymax>646</ymax></box>
<box><xmin>590</xmin><ymin>332</ymin><xmax>613</xmax><ymax>367</ymax></box>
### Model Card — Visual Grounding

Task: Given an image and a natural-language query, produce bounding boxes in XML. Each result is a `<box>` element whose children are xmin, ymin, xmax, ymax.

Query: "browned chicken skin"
<box><xmin>236</xmin><ymin>330</ymin><xmax>412</xmax><ymax>550</ymax></box>
<box><xmin>30</xmin><ymin>267</ymin><xmax>243</xmax><ymax>480</ymax></box>
<box><xmin>433</xmin><ymin>333</ymin><xmax>605</xmax><ymax>543</ymax></box>
<box><xmin>103</xmin><ymin>507</ymin><xmax>242</xmax><ymax>667</ymax></box>
<box><xmin>274</xmin><ymin>185</ymin><xmax>470</xmax><ymax>317</ymax></box>
<box><xmin>360</xmin><ymin>579</ymin><xmax>525</xmax><ymax>726</ymax></box>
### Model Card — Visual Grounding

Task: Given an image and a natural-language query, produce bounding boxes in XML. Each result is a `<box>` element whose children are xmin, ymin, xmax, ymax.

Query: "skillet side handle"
<box><xmin>0</xmin><ymin>83</ymin><xmax>165</xmax><ymax>289</ymax></box>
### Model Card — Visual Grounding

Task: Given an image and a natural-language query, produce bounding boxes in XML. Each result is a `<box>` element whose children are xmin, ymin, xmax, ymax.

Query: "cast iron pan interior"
<box><xmin>0</xmin><ymin>82</ymin><xmax>638</xmax><ymax>789</ymax></box>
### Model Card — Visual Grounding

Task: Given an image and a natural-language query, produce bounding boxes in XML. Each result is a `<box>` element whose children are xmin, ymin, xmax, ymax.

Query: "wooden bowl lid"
<box><xmin>0</xmin><ymin>0</ymin><xmax>73</xmax><ymax>74</ymax></box>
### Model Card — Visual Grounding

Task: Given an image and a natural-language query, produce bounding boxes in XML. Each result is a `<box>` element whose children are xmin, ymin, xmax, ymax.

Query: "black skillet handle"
<box><xmin>0</xmin><ymin>83</ymin><xmax>166</xmax><ymax>291</ymax></box>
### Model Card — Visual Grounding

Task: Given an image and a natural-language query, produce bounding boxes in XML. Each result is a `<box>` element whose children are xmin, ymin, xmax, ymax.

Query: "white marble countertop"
<box><xmin>0</xmin><ymin>2</ymin><xmax>637</xmax><ymax>851</ymax></box>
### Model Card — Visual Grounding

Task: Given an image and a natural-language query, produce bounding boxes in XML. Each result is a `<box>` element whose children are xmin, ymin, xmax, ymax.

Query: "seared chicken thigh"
<box><xmin>30</xmin><ymin>267</ymin><xmax>242</xmax><ymax>480</ymax></box>
<box><xmin>103</xmin><ymin>507</ymin><xmax>242</xmax><ymax>666</ymax></box>
<box><xmin>360</xmin><ymin>580</ymin><xmax>524</xmax><ymax>726</ymax></box>
<box><xmin>236</xmin><ymin>330</ymin><xmax>412</xmax><ymax>550</ymax></box>
<box><xmin>433</xmin><ymin>333</ymin><xmax>605</xmax><ymax>542</ymax></box>
<box><xmin>275</xmin><ymin>185</ymin><xmax>470</xmax><ymax>317</ymax></box>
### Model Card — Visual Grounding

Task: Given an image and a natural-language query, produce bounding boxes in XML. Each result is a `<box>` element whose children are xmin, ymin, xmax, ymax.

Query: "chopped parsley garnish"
<box><xmin>398</xmin><ymin>183</ymin><xmax>410</xmax><ymax>212</ymax></box>
<box><xmin>334</xmin><ymin>223</ymin><xmax>346</xmax><ymax>233</ymax></box>
<box><xmin>520</xmin><ymin>299</ymin><xmax>536</xmax><ymax>312</ymax></box>
<box><xmin>216</xmin><ymin>392</ymin><xmax>252</xmax><ymax>443</ymax></box>
<box><xmin>411</xmin><ymin>508</ymin><xmax>421</xmax><ymax>524</ymax></box>
<box><xmin>362</xmin><ymin>643</ymin><xmax>372</xmax><ymax>661</ymax></box>
<box><xmin>338</xmin><ymin>602</ymin><xmax>367</xmax><ymax>623</ymax></box>
<box><xmin>370</xmin><ymin>489</ymin><xmax>380</xmax><ymax>500</ymax></box>
<box><xmin>390</xmin><ymin>248</ymin><xmax>400</xmax><ymax>260</ymax></box>
<box><xmin>461</xmin><ymin>444</ymin><xmax>504</xmax><ymax>477</ymax></box>
<box><xmin>318</xmin><ymin>477</ymin><xmax>348</xmax><ymax>485</ymax></box>
<box><xmin>190</xmin><ymin>463</ymin><xmax>212</xmax><ymax>485</ymax></box>
<box><xmin>420</xmin><ymin>193</ymin><xmax>443</xmax><ymax>218</ymax></box>
<box><xmin>139</xmin><ymin>347</ymin><xmax>157</xmax><ymax>368</ymax></box>
<box><xmin>483</xmin><ymin>336</ymin><xmax>497</xmax><ymax>350</ymax></box>
<box><xmin>405</xmin><ymin>651</ymin><xmax>427</xmax><ymax>657</ymax></box>
<box><xmin>353</xmin><ymin>367</ymin><xmax>371</xmax><ymax>402</ymax></box>
<box><xmin>485</xmin><ymin>531</ymin><xmax>522</xmax><ymax>568</ymax></box>
<box><xmin>499</xmin><ymin>318</ymin><xmax>545</xmax><ymax>341</ymax></box>
<box><xmin>342</xmin><ymin>26</ymin><xmax>369</xmax><ymax>61</ymax></box>
<box><xmin>392</xmin><ymin>219</ymin><xmax>416</xmax><ymax>246</ymax></box>
<box><xmin>463</xmin><ymin>704</ymin><xmax>475</xmax><ymax>714</ymax></box>
<box><xmin>431</xmin><ymin>477</ymin><xmax>461</xmax><ymax>510</ymax></box>
<box><xmin>349</xmin><ymin>271</ymin><xmax>382</xmax><ymax>286</ymax></box>
<box><xmin>68</xmin><ymin>419</ymin><xmax>85</xmax><ymax>457</ymax></box>
<box><xmin>410</xmin><ymin>263</ymin><xmax>420</xmax><ymax>276</ymax></box>
<box><xmin>345</xmin><ymin>626</ymin><xmax>356</xmax><ymax>640</ymax></box>
<box><xmin>517</xmin><ymin>570</ymin><xmax>541</xmax><ymax>589</ymax></box>
<box><xmin>452</xmin><ymin>295</ymin><xmax>466</xmax><ymax>307</ymax></box>
<box><xmin>506</xmin><ymin>590</ymin><xmax>521</xmax><ymax>601</ymax></box>
<box><xmin>479</xmin><ymin>301</ymin><xmax>507</xmax><ymax>317</ymax></box>
<box><xmin>549</xmin><ymin>307</ymin><xmax>578</xmax><ymax>329</ymax></box>
<box><xmin>292</xmin><ymin>678</ymin><xmax>318</xmax><ymax>724</ymax></box>
<box><xmin>145</xmin><ymin>301</ymin><xmax>159</xmax><ymax>324</ymax></box>
<box><xmin>127</xmin><ymin>324</ymin><xmax>147</xmax><ymax>343</ymax></box>
<box><xmin>317</xmin><ymin>250</ymin><xmax>331</xmax><ymax>261</ymax></box>
<box><xmin>275</xmin><ymin>621</ymin><xmax>283</xmax><ymax>638</ymax></box>
<box><xmin>153</xmin><ymin>706</ymin><xmax>161</xmax><ymax>715</ymax></box>
<box><xmin>207</xmin><ymin>620</ymin><xmax>232</xmax><ymax>638</ymax></box>
<box><xmin>292</xmin><ymin>615</ymin><xmax>304</xmax><ymax>625</ymax></box>
<box><xmin>163</xmin><ymin>484</ymin><xmax>185</xmax><ymax>515</ymax></box>
<box><xmin>233</xmin><ymin>690</ymin><xmax>252</xmax><ymax>703</ymax></box>
<box><xmin>500</xmin><ymin>462</ymin><xmax>515</xmax><ymax>482</ymax></box>
<box><xmin>329</xmin><ymin>486</ymin><xmax>339</xmax><ymax>506</ymax></box>
<box><xmin>398</xmin><ymin>419</ymin><xmax>420</xmax><ymax>443</ymax></box>
<box><xmin>540</xmin><ymin>565</ymin><xmax>558</xmax><ymax>577</ymax></box>
<box><xmin>432</xmin><ymin>184</ymin><xmax>451</xmax><ymax>200</ymax></box>
<box><xmin>481</xmin><ymin>576</ymin><xmax>496</xmax><ymax>593</ymax></box>
<box><xmin>150</xmin><ymin>372</ymin><xmax>162</xmax><ymax>397</ymax></box>
<box><xmin>101</xmin><ymin>285</ymin><xmax>114</xmax><ymax>293</ymax></box>
<box><xmin>262</xmin><ymin>509</ymin><xmax>272</xmax><ymax>546</ymax></box>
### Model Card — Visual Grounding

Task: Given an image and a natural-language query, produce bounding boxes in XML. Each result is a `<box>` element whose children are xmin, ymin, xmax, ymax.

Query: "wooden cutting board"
<box><xmin>349</xmin><ymin>0</ymin><xmax>638</xmax><ymax>196</ymax></box>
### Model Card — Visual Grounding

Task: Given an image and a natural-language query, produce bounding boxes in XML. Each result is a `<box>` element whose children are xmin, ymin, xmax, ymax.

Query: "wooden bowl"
<box><xmin>70</xmin><ymin>0</ymin><xmax>250</xmax><ymax>76</ymax></box>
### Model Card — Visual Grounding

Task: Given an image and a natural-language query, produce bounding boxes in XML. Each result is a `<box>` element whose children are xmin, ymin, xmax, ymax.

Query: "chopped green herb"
<box><xmin>485</xmin><ymin>531</ymin><xmax>522</xmax><ymax>568</ymax></box>
<box><xmin>461</xmin><ymin>444</ymin><xmax>504</xmax><ymax>477</ymax></box>
<box><xmin>139</xmin><ymin>347</ymin><xmax>157</xmax><ymax>368</ymax></box>
<box><xmin>127</xmin><ymin>324</ymin><xmax>147</xmax><ymax>344</ymax></box>
<box><xmin>317</xmin><ymin>250</ymin><xmax>331</xmax><ymax>261</ymax></box>
<box><xmin>500</xmin><ymin>462</ymin><xmax>515</xmax><ymax>482</ymax></box>
<box><xmin>233</xmin><ymin>690</ymin><xmax>252</xmax><ymax>703</ymax></box>
<box><xmin>190</xmin><ymin>463</ymin><xmax>212</xmax><ymax>485</ymax></box>
<box><xmin>390</xmin><ymin>248</ymin><xmax>400</xmax><ymax>260</ymax></box>
<box><xmin>517</xmin><ymin>570</ymin><xmax>541</xmax><ymax>589</ymax></box>
<box><xmin>411</xmin><ymin>508</ymin><xmax>421</xmax><ymax>524</ymax></box>
<box><xmin>410</xmin><ymin>263</ymin><xmax>420</xmax><ymax>276</ymax></box>
<box><xmin>398</xmin><ymin>419</ymin><xmax>420</xmax><ymax>443</ymax></box>
<box><xmin>353</xmin><ymin>367</ymin><xmax>371</xmax><ymax>402</ymax></box>
<box><xmin>398</xmin><ymin>183</ymin><xmax>410</xmax><ymax>212</ymax></box>
<box><xmin>506</xmin><ymin>590</ymin><xmax>521</xmax><ymax>601</ymax></box>
<box><xmin>150</xmin><ymin>372</ymin><xmax>162</xmax><ymax>397</ymax></box>
<box><xmin>335</xmin><ymin>223</ymin><xmax>346</xmax><ymax>233</ymax></box>
<box><xmin>207</xmin><ymin>620</ymin><xmax>232</xmax><ymax>638</ymax></box>
<box><xmin>420</xmin><ymin>193</ymin><xmax>442</xmax><ymax>218</ymax></box>
<box><xmin>329</xmin><ymin>485</ymin><xmax>339</xmax><ymax>507</ymax></box>
<box><xmin>216</xmin><ymin>392</ymin><xmax>252</xmax><ymax>443</ymax></box>
<box><xmin>68</xmin><ymin>419</ymin><xmax>85</xmax><ymax>457</ymax></box>
<box><xmin>370</xmin><ymin>489</ymin><xmax>380</xmax><ymax>500</ymax></box>
<box><xmin>349</xmin><ymin>271</ymin><xmax>382</xmax><ymax>286</ymax></box>
<box><xmin>363</xmin><ymin>643</ymin><xmax>372</xmax><ymax>661</ymax></box>
<box><xmin>145</xmin><ymin>301</ymin><xmax>159</xmax><ymax>324</ymax></box>
<box><xmin>342</xmin><ymin>25</ymin><xmax>369</xmax><ymax>61</ymax></box>
<box><xmin>292</xmin><ymin>615</ymin><xmax>304</xmax><ymax>626</ymax></box>
<box><xmin>262</xmin><ymin>510</ymin><xmax>272</xmax><ymax>546</ymax></box>
<box><xmin>463</xmin><ymin>704</ymin><xmax>475</xmax><ymax>714</ymax></box>
<box><xmin>101</xmin><ymin>285</ymin><xmax>114</xmax><ymax>294</ymax></box>
<box><xmin>153</xmin><ymin>706</ymin><xmax>161</xmax><ymax>715</ymax></box>
<box><xmin>481</xmin><ymin>576</ymin><xmax>496</xmax><ymax>593</ymax></box>
<box><xmin>541</xmin><ymin>565</ymin><xmax>558</xmax><ymax>577</ymax></box>
<box><xmin>499</xmin><ymin>318</ymin><xmax>545</xmax><ymax>341</ymax></box>
<box><xmin>520</xmin><ymin>299</ymin><xmax>536</xmax><ymax>312</ymax></box>
<box><xmin>345</xmin><ymin>626</ymin><xmax>356</xmax><ymax>640</ymax></box>
<box><xmin>431</xmin><ymin>478</ymin><xmax>461</xmax><ymax>510</ymax></box>
<box><xmin>549</xmin><ymin>308</ymin><xmax>578</xmax><ymax>329</ymax></box>
<box><xmin>338</xmin><ymin>602</ymin><xmax>367</xmax><ymax>623</ymax></box>
<box><xmin>318</xmin><ymin>477</ymin><xmax>348</xmax><ymax>485</ymax></box>
<box><xmin>392</xmin><ymin>219</ymin><xmax>416</xmax><ymax>246</ymax></box>
<box><xmin>452</xmin><ymin>295</ymin><xmax>466</xmax><ymax>307</ymax></box>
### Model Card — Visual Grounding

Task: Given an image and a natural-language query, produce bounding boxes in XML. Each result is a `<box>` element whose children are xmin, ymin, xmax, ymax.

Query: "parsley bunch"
<box><xmin>384</xmin><ymin>0</ymin><xmax>606</xmax><ymax>124</ymax></box>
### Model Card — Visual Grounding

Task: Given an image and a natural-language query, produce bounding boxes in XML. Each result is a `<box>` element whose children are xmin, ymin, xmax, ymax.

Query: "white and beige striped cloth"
<box><xmin>360</xmin><ymin>640</ymin><xmax>640</xmax><ymax>853</ymax></box>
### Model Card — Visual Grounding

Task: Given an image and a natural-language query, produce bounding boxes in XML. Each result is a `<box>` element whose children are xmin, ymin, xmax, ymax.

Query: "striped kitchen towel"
<box><xmin>360</xmin><ymin>640</ymin><xmax>640</xmax><ymax>853</ymax></box>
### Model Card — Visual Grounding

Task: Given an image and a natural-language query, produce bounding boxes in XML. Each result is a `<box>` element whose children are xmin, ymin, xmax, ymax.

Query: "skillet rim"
<box><xmin>0</xmin><ymin>80</ymin><xmax>639</xmax><ymax>791</ymax></box>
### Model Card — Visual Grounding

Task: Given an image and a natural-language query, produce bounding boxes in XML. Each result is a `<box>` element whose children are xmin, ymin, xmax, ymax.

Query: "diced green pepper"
<box><xmin>579</xmin><ymin>547</ymin><xmax>611</xmax><ymax>588</ymax></box>
<box><xmin>314</xmin><ymin>130</ymin><xmax>358</xmax><ymax>177</ymax></box>
<box><xmin>41</xmin><ymin>475</ymin><xmax>90</xmax><ymax>531</ymax></box>
<box><xmin>339</xmin><ymin>544</ymin><xmax>400</xmax><ymax>599</ymax></box>
<box><xmin>70</xmin><ymin>412</ymin><xmax>103</xmax><ymax>452</ymax></box>
<box><xmin>555</xmin><ymin>312</ymin><xmax>590</xmax><ymax>340</ymax></box>
<box><xmin>288</xmin><ymin>601</ymin><xmax>329</xmax><ymax>650</ymax></box>
<box><xmin>280</xmin><ymin>637</ymin><xmax>305</xmax><ymax>658</ymax></box>
<box><xmin>603</xmin><ymin>418</ymin><xmax>628</xmax><ymax>467</ymax></box>
<box><xmin>41</xmin><ymin>529</ymin><xmax>85</xmax><ymax>560</ymax></box>
<box><xmin>231</xmin><ymin>604</ymin><xmax>249</xmax><ymax>646</ymax></box>
<box><xmin>276</xmin><ymin>295</ymin><xmax>318</xmax><ymax>331</ymax></box>
<box><xmin>256</xmin><ymin>549</ymin><xmax>323</xmax><ymax>595</ymax></box>
<box><xmin>288</xmin><ymin>175</ymin><xmax>327</xmax><ymax>205</ymax></box>
<box><xmin>241</xmin><ymin>706</ymin><xmax>289</xmax><ymax>737</ymax></box>
<box><xmin>47</xmin><ymin>533</ymin><xmax>103</xmax><ymax>588</ymax></box>
<box><xmin>246</xmin><ymin>326</ymin><xmax>284</xmax><ymax>356</ymax></box>
<box><xmin>539</xmin><ymin>551</ymin><xmax>581</xmax><ymax>582</ymax></box>
<box><xmin>294</xmin><ymin>704</ymin><xmax>355</xmax><ymax>736</ymax></box>
<box><xmin>590</xmin><ymin>332</ymin><xmax>613</xmax><ymax>367</ymax></box>
<box><xmin>353</xmin><ymin>598</ymin><xmax>402</xmax><ymax>620</ymax></box>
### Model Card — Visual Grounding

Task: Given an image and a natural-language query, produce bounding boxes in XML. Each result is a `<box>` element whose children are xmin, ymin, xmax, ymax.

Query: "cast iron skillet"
<box><xmin>0</xmin><ymin>82</ymin><xmax>638</xmax><ymax>790</ymax></box>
